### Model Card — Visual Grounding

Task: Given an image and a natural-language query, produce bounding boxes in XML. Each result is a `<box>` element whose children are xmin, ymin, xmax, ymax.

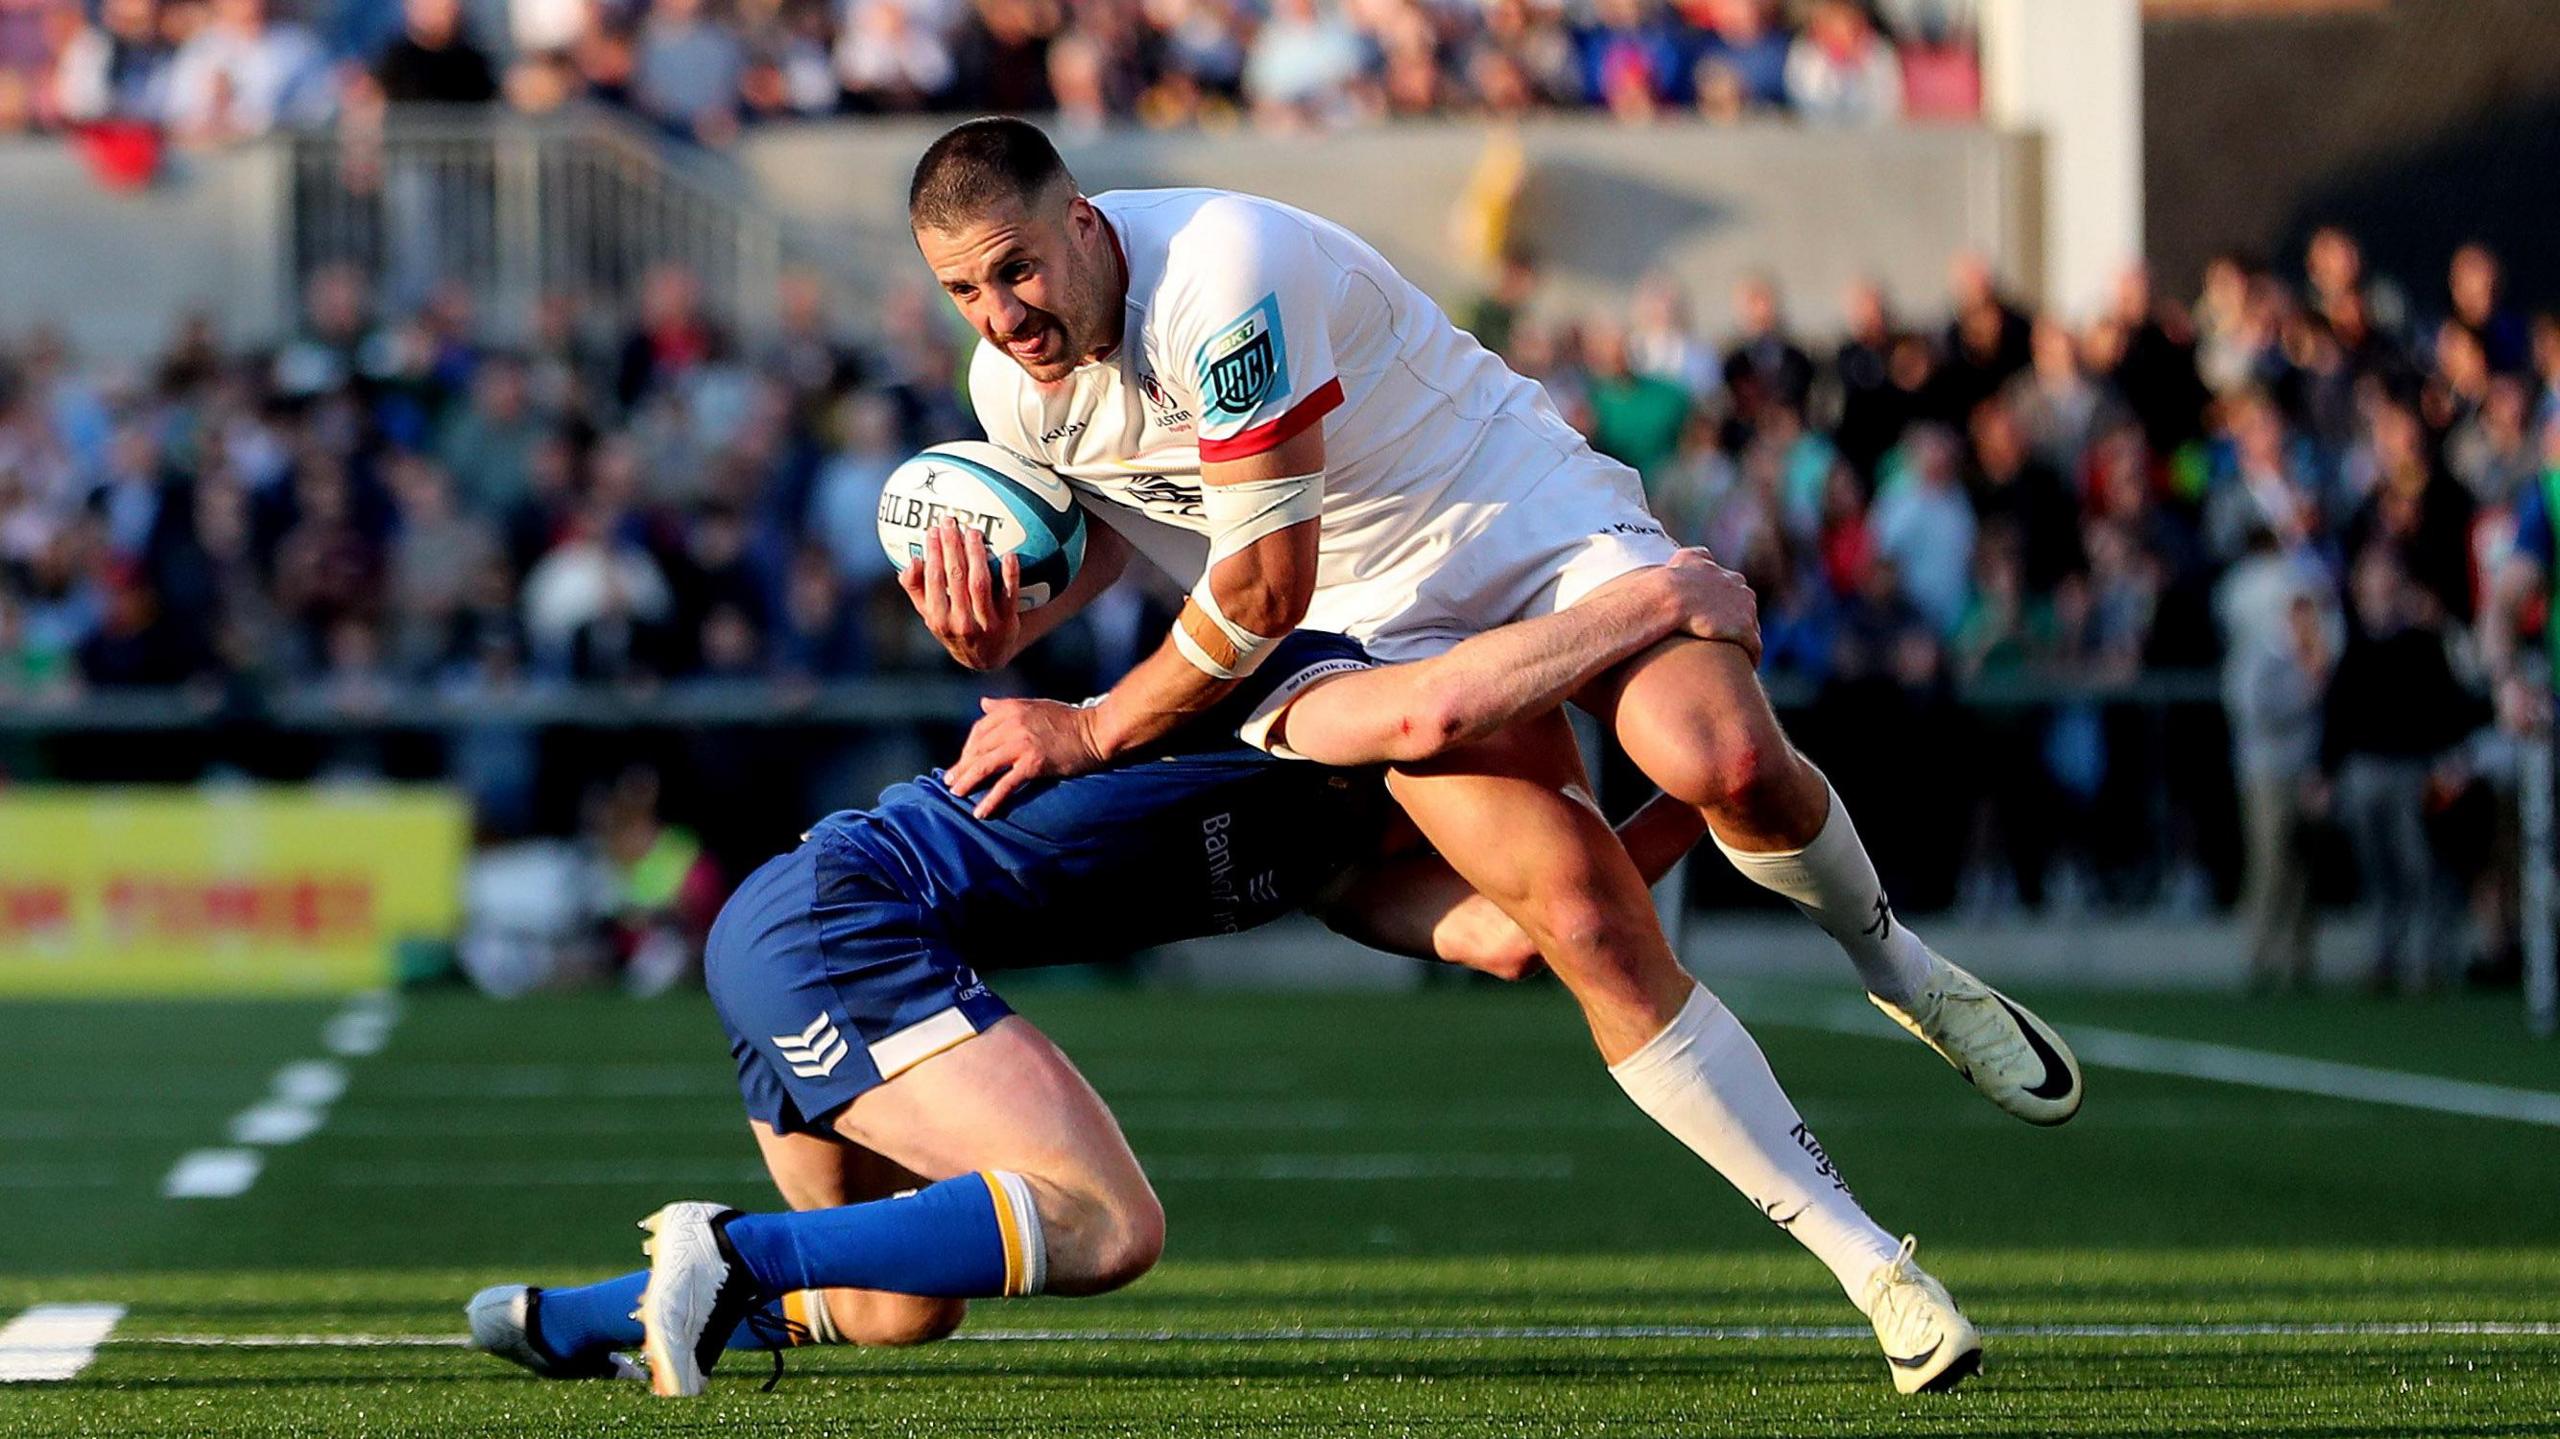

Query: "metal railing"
<box><xmin>10</xmin><ymin>667</ymin><xmax>2555</xmax><ymax>1036</ymax></box>
<box><xmin>0</xmin><ymin>670</ymin><xmax>2249</xmax><ymax>906</ymax></box>
<box><xmin>287</xmin><ymin>105</ymin><xmax>790</xmax><ymax>336</ymax></box>
<box><xmin>2523</xmin><ymin>733</ymin><xmax>2558</xmax><ymax>1036</ymax></box>
<box><xmin>0</xmin><ymin>675</ymin><xmax>993</xmax><ymax>734</ymax></box>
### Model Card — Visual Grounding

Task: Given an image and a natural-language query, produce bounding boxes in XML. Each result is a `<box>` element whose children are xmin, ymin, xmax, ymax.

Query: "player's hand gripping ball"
<box><xmin>884</xmin><ymin>442</ymin><xmax>1088</xmax><ymax>670</ymax></box>
<box><xmin>879</xmin><ymin>441</ymin><xmax>1088</xmax><ymax>609</ymax></box>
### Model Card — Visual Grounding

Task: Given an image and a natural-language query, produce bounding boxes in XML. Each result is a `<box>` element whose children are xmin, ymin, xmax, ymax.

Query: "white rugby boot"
<box><xmin>1870</xmin><ymin>951</ymin><xmax>2083</xmax><ymax>1126</ymax></box>
<box><xmin>464</xmin><ymin>1284</ymin><xmax>643</xmax><ymax>1381</ymax></box>
<box><xmin>637</xmin><ymin>1202</ymin><xmax>761</xmax><ymax>1397</ymax></box>
<box><xmin>1862</xmin><ymin>1236</ymin><xmax>1983</xmax><ymax>1395</ymax></box>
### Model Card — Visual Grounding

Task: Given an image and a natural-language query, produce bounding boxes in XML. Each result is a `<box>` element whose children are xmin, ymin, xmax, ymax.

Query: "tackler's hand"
<box><xmin>943</xmin><ymin>696</ymin><xmax>1110</xmax><ymax>819</ymax></box>
<box><xmin>1661</xmin><ymin>548</ymin><xmax>1762</xmax><ymax>665</ymax></box>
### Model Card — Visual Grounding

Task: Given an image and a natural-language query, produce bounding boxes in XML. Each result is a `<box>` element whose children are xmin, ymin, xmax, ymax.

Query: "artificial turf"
<box><xmin>3</xmin><ymin>978</ymin><xmax>2555</xmax><ymax>1435</ymax></box>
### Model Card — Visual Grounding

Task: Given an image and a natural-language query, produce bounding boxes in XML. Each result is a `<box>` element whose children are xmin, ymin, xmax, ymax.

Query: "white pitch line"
<box><xmin>146</xmin><ymin>1335</ymin><xmax>470</xmax><ymax>1349</ymax></box>
<box><xmin>271</xmin><ymin>1060</ymin><xmax>348</xmax><ymax>1108</ymax></box>
<box><xmin>315</xmin><ymin>1154</ymin><xmax>1577</xmax><ymax>1187</ymax></box>
<box><xmin>2065</xmin><ymin>1025</ymin><xmax>2560</xmax><ymax>1129</ymax></box>
<box><xmin>298</xmin><ymin>1095</ymin><xmax>2355</xmax><ymax>1141</ymax></box>
<box><xmin>227</xmin><ymin>1102</ymin><xmax>324</xmax><ymax>1147</ymax></box>
<box><xmin>1148</xmin><ymin>1154</ymin><xmax>1577</xmax><ymax>1182</ymax></box>
<box><xmin>120</xmin><ymin>1320</ymin><xmax>2560</xmax><ymax>1350</ymax></box>
<box><xmin>161</xmin><ymin>1148</ymin><xmax>262</xmax><ymax>1199</ymax></box>
<box><xmin>323</xmin><ymin>993</ymin><xmax>400</xmax><ymax>1058</ymax></box>
<box><xmin>951</xmin><ymin>1321</ymin><xmax>2560</xmax><ymax>1343</ymax></box>
<box><xmin>0</xmin><ymin>1304</ymin><xmax>127</xmax><ymax>1381</ymax></box>
<box><xmin>323</xmin><ymin>1161</ymin><xmax>777</xmax><ymax>1188</ymax></box>
<box><xmin>1779</xmin><ymin>998</ymin><xmax>2560</xmax><ymax>1129</ymax></box>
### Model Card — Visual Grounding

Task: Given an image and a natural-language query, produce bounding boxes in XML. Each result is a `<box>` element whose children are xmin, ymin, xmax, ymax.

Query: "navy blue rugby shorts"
<box><xmin>704</xmin><ymin>828</ymin><xmax>1012</xmax><ymax>1136</ymax></box>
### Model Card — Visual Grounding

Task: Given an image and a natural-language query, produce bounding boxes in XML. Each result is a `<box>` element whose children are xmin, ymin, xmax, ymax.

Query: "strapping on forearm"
<box><xmin>1175</xmin><ymin>470</ymin><xmax>1323</xmax><ymax>680</ymax></box>
<box><xmin>1174</xmin><ymin>587</ymin><xmax>1277</xmax><ymax>680</ymax></box>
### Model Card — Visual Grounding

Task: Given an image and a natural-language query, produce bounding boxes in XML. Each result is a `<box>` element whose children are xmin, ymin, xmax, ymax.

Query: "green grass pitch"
<box><xmin>3</xmin><ymin>975</ymin><xmax>2556</xmax><ymax>1435</ymax></box>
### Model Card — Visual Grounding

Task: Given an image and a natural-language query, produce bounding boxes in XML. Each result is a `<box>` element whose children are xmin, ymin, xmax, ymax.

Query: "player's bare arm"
<box><xmin>944</xmin><ymin>427</ymin><xmax>1325</xmax><ymax>817</ymax></box>
<box><xmin>1078</xmin><ymin>425</ymin><xmax>1327</xmax><ymax>750</ymax></box>
<box><xmin>1268</xmin><ymin>550</ymin><xmax>1759</xmax><ymax>768</ymax></box>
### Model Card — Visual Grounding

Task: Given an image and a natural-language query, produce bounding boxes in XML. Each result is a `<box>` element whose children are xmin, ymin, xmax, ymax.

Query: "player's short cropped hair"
<box><xmin>909</xmin><ymin>118</ymin><xmax>1074</xmax><ymax>233</ymax></box>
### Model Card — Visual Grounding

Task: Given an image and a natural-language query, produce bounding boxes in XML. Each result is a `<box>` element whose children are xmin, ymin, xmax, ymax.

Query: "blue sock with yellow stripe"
<box><xmin>719</xmin><ymin>1172</ymin><xmax>1047</xmax><ymax>1299</ymax></box>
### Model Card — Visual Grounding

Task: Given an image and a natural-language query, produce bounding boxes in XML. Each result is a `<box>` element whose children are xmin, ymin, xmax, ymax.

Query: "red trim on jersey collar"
<box><xmin>1198</xmin><ymin>377</ymin><xmax>1344</xmax><ymax>463</ymax></box>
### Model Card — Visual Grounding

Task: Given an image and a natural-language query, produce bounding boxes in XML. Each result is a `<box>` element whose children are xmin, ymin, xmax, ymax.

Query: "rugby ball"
<box><xmin>876</xmin><ymin>441</ymin><xmax>1087</xmax><ymax>610</ymax></box>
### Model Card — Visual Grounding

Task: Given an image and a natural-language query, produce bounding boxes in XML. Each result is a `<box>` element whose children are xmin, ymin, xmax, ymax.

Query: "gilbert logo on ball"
<box><xmin>877</xmin><ymin>441</ymin><xmax>1088</xmax><ymax>610</ymax></box>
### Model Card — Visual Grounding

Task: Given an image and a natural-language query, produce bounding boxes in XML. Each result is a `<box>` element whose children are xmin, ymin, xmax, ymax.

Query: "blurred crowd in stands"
<box><xmin>0</xmin><ymin>217</ymin><xmax>2551</xmax><ymax>982</ymax></box>
<box><xmin>0</xmin><ymin>0</ymin><xmax>1973</xmax><ymax>145</ymax></box>
<box><xmin>1496</xmin><ymin>230</ymin><xmax>2551</xmax><ymax>989</ymax></box>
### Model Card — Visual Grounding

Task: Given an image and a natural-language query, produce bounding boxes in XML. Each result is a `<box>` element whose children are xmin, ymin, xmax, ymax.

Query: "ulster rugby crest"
<box><xmin>1137</xmin><ymin>368</ymin><xmax>1193</xmax><ymax>430</ymax></box>
<box><xmin>1196</xmin><ymin>294</ymin><xmax>1291</xmax><ymax>426</ymax></box>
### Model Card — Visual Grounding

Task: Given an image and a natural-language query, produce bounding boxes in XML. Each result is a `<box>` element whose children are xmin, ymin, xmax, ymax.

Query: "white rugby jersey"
<box><xmin>967</xmin><ymin>187</ymin><xmax>1600</xmax><ymax>642</ymax></box>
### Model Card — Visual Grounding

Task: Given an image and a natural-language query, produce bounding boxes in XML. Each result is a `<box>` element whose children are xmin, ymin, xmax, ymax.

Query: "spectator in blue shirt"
<box><xmin>1683</xmin><ymin>0</ymin><xmax>1789</xmax><ymax>109</ymax></box>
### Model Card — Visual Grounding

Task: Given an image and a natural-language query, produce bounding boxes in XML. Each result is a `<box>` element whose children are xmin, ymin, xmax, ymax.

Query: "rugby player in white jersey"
<box><xmin>896</xmin><ymin>118</ymin><xmax>2077</xmax><ymax>1392</ymax></box>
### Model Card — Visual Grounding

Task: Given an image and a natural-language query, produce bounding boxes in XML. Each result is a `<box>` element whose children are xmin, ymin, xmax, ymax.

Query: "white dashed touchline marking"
<box><xmin>322</xmin><ymin>993</ymin><xmax>399</xmax><ymax>1057</ymax></box>
<box><xmin>0</xmin><ymin>1304</ymin><xmax>126</xmax><ymax>1381</ymax></box>
<box><xmin>159</xmin><ymin>992</ymin><xmax>398</xmax><ymax>1201</ymax></box>
<box><xmin>228</xmin><ymin>1102</ymin><xmax>324</xmax><ymax>1147</ymax></box>
<box><xmin>273</xmin><ymin>1059</ymin><xmax>350</xmax><ymax>1107</ymax></box>
<box><xmin>160</xmin><ymin>1149</ymin><xmax>263</xmax><ymax>1199</ymax></box>
<box><xmin>118</xmin><ymin>1319</ymin><xmax>2560</xmax><ymax>1351</ymax></box>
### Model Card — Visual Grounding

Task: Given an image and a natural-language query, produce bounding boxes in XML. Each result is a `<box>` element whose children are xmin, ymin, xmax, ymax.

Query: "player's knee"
<box><xmin>1087</xmin><ymin>1190</ymin><xmax>1166</xmax><ymax>1291</ymax></box>
<box><xmin>1722</xmin><ymin>741</ymin><xmax>1793</xmax><ymax>823</ymax></box>
<box><xmin>1670</xmin><ymin>735</ymin><xmax>1801</xmax><ymax>830</ymax></box>
<box><xmin>1040</xmin><ymin>1178</ymin><xmax>1165</xmax><ymax>1295</ymax></box>
<box><xmin>835</xmin><ymin>1292</ymin><xmax>967</xmax><ymax>1347</ymax></box>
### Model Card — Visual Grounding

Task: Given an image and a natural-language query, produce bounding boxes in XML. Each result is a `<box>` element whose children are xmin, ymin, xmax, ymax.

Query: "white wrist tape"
<box><xmin>1202</xmin><ymin>470</ymin><xmax>1324</xmax><ymax>564</ymax></box>
<box><xmin>1174</xmin><ymin>586</ymin><xmax>1276</xmax><ymax>680</ymax></box>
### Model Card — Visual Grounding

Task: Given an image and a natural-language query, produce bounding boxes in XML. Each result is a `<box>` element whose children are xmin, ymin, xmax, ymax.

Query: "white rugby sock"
<box><xmin>1712</xmin><ymin>783</ymin><xmax>1934</xmax><ymax>1004</ymax></box>
<box><xmin>1608</xmin><ymin>985</ymin><xmax>1904</xmax><ymax>1311</ymax></box>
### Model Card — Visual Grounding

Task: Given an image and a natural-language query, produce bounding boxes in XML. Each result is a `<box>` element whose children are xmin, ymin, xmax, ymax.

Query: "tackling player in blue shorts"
<box><xmin>465</xmin><ymin>552</ymin><xmax>1948</xmax><ymax>1396</ymax></box>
